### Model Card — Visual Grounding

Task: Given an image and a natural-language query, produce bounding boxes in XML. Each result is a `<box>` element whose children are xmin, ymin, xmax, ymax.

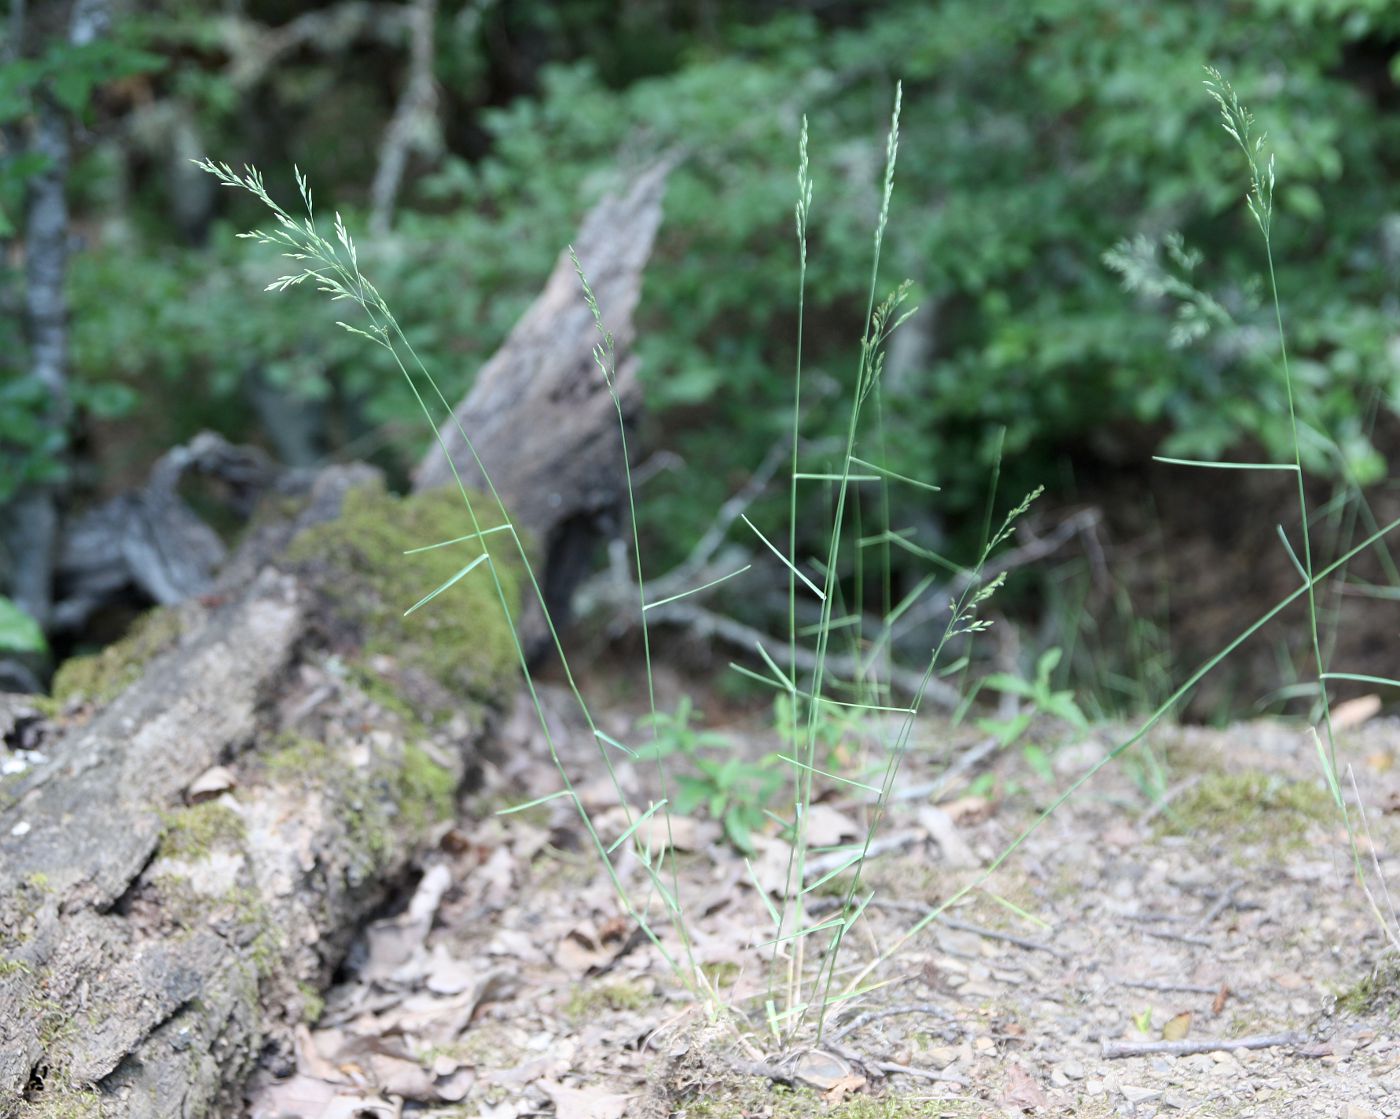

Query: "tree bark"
<box><xmin>2</xmin><ymin>0</ymin><xmax>112</xmax><ymax>628</ymax></box>
<box><xmin>0</xmin><ymin>164</ymin><xmax>671</xmax><ymax>1115</ymax></box>
<box><xmin>413</xmin><ymin>161</ymin><xmax>671</xmax><ymax>636</ymax></box>
<box><xmin>0</xmin><ymin>467</ymin><xmax>496</xmax><ymax>1118</ymax></box>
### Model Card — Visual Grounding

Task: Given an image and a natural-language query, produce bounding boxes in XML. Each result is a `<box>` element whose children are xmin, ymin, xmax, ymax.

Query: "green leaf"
<box><xmin>0</xmin><ymin>597</ymin><xmax>47</xmax><ymax>656</ymax></box>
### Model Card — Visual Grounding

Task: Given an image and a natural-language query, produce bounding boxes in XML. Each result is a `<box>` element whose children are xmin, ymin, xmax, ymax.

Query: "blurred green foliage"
<box><xmin>8</xmin><ymin>0</ymin><xmax>1400</xmax><ymax>573</ymax></box>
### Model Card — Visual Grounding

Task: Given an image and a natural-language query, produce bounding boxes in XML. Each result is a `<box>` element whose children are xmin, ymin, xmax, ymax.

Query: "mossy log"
<box><xmin>0</xmin><ymin>471</ymin><xmax>517</xmax><ymax>1119</ymax></box>
<box><xmin>0</xmin><ymin>163</ymin><xmax>672</xmax><ymax>1115</ymax></box>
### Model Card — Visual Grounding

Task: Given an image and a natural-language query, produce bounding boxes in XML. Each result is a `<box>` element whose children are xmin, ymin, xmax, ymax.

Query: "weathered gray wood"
<box><xmin>53</xmin><ymin>432</ymin><xmax>278</xmax><ymax>633</ymax></box>
<box><xmin>0</xmin><ymin>475</ymin><xmax>493</xmax><ymax>1117</ymax></box>
<box><xmin>413</xmin><ymin>162</ymin><xmax>670</xmax><ymax>632</ymax></box>
<box><xmin>0</xmin><ymin>165</ymin><xmax>669</xmax><ymax>1115</ymax></box>
<box><xmin>0</xmin><ymin>570</ymin><xmax>303</xmax><ymax>1115</ymax></box>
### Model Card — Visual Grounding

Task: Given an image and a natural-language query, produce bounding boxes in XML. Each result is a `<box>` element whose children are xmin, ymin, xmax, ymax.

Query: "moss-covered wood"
<box><xmin>0</xmin><ymin>472</ymin><xmax>522</xmax><ymax>1118</ymax></box>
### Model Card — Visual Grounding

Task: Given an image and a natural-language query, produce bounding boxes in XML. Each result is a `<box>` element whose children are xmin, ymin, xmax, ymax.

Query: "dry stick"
<box><xmin>648</xmin><ymin>599</ymin><xmax>958</xmax><ymax>706</ymax></box>
<box><xmin>867</xmin><ymin>899</ymin><xmax>1066</xmax><ymax>961</ymax></box>
<box><xmin>885</xmin><ymin>508</ymin><xmax>1103</xmax><ymax>647</ymax></box>
<box><xmin>1121</xmin><ymin>979</ymin><xmax>1222</xmax><ymax>996</ymax></box>
<box><xmin>1143</xmin><ymin>927</ymin><xmax>1212</xmax><ymax>948</ymax></box>
<box><xmin>885</xmin><ymin>734</ymin><xmax>1001</xmax><ymax>803</ymax></box>
<box><xmin>1189</xmin><ymin>880</ymin><xmax>1243</xmax><ymax>934</ymax></box>
<box><xmin>221</xmin><ymin>2</ymin><xmax>412</xmax><ymax>88</ymax></box>
<box><xmin>804</xmin><ymin>829</ymin><xmax>923</xmax><ymax>876</ymax></box>
<box><xmin>827</xmin><ymin>1003</ymin><xmax>955</xmax><ymax>1044</ymax></box>
<box><xmin>872</xmin><ymin>1061</ymin><xmax>969</xmax><ymax>1086</ymax></box>
<box><xmin>1103</xmin><ymin>1033</ymin><xmax>1302</xmax><ymax>1059</ymax></box>
<box><xmin>369</xmin><ymin>0</ymin><xmax>440</xmax><ymax>236</ymax></box>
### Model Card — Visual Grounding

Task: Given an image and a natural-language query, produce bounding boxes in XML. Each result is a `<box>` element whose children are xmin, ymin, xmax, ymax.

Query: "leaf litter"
<box><xmin>246</xmin><ymin>683</ymin><xmax>1400</xmax><ymax>1118</ymax></box>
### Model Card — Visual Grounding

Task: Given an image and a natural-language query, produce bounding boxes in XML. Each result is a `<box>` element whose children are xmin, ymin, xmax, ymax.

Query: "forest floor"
<box><xmin>244</xmin><ymin>670</ymin><xmax>1400</xmax><ymax>1119</ymax></box>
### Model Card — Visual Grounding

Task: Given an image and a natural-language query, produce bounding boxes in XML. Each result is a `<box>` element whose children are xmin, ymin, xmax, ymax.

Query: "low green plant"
<box><xmin>975</xmin><ymin>647</ymin><xmax>1088</xmax><ymax>779</ymax></box>
<box><xmin>0</xmin><ymin>596</ymin><xmax>46</xmax><ymax>656</ymax></box>
<box><xmin>639</xmin><ymin>699</ymin><xmax>785</xmax><ymax>854</ymax></box>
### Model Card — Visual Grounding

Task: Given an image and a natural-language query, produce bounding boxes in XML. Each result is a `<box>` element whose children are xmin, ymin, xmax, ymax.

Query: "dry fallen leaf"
<box><xmin>940</xmin><ymin>794</ymin><xmax>993</xmax><ymax>825</ymax></box>
<box><xmin>187</xmin><ymin>765</ymin><xmax>237</xmax><ymax>801</ymax></box>
<box><xmin>1333</xmin><ymin>694</ymin><xmax>1381</xmax><ymax>732</ymax></box>
<box><xmin>536</xmin><ymin>1078</ymin><xmax>632</xmax><ymax>1119</ymax></box>
<box><xmin>1212</xmin><ymin>982</ymin><xmax>1230</xmax><ymax>1016</ymax></box>
<box><xmin>804</xmin><ymin>802</ymin><xmax>862</xmax><ymax>847</ymax></box>
<box><xmin>246</xmin><ymin>1075</ymin><xmax>395</xmax><ymax>1119</ymax></box>
<box><xmin>997</xmin><ymin>1063</ymin><xmax>1048</xmax><ymax>1112</ymax></box>
<box><xmin>917</xmin><ymin>805</ymin><xmax>979</xmax><ymax>868</ymax></box>
<box><xmin>791</xmin><ymin>1049</ymin><xmax>856</xmax><ymax>1091</ymax></box>
<box><xmin>1162</xmin><ymin>1011</ymin><xmax>1192</xmax><ymax>1041</ymax></box>
<box><xmin>822</xmin><ymin>1073</ymin><xmax>867</xmax><ymax>1102</ymax></box>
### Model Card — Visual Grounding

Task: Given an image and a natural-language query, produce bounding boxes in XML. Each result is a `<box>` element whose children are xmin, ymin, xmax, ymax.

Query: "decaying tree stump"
<box><xmin>0</xmin><ymin>164</ymin><xmax>670</xmax><ymax>1118</ymax></box>
<box><xmin>414</xmin><ymin>161</ymin><xmax>671</xmax><ymax>636</ymax></box>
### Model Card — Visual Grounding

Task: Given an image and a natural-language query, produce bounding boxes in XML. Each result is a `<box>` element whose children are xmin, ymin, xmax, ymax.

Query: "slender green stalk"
<box><xmin>790</xmin><ymin>83</ymin><xmax>902</xmax><ymax>1037</ymax></box>
<box><xmin>570</xmin><ymin>247</ymin><xmax>702</xmax><ymax>990</ymax></box>
<box><xmin>846</xmin><ymin>512</ymin><xmax>1400</xmax><ymax>996</ymax></box>
<box><xmin>194</xmin><ymin>160</ymin><xmax>700</xmax><ymax>989</ymax></box>
<box><xmin>777</xmin><ymin>115</ymin><xmax>813</xmax><ymax>1017</ymax></box>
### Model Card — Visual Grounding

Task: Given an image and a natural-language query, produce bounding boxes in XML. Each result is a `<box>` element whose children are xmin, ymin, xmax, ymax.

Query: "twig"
<box><xmin>369</xmin><ymin>0</ymin><xmax>441</xmax><ymax>235</ymax></box>
<box><xmin>1120</xmin><ymin>979</ymin><xmax>1223</xmax><ymax>996</ymax></box>
<box><xmin>827</xmin><ymin>1003</ymin><xmax>955</xmax><ymax>1044</ymax></box>
<box><xmin>678</xmin><ymin>443</ymin><xmax>788</xmax><ymax>579</ymax></box>
<box><xmin>872</xmin><ymin>1060</ymin><xmax>968</xmax><ymax>1085</ymax></box>
<box><xmin>1103</xmin><ymin>1032</ymin><xmax>1302</xmax><ymax>1059</ymax></box>
<box><xmin>1139</xmin><ymin>774</ymin><xmax>1202</xmax><ymax>825</ymax></box>
<box><xmin>1189</xmin><ymin>880</ymin><xmax>1242</xmax><ymax>934</ymax></box>
<box><xmin>804</xmin><ymin>829</ymin><xmax>922</xmax><ymax>876</ymax></box>
<box><xmin>218</xmin><ymin>3</ymin><xmax>412</xmax><ymax>89</ymax></box>
<box><xmin>1143</xmin><ymin>927</ymin><xmax>1212</xmax><ymax>948</ymax></box>
<box><xmin>861</xmin><ymin>900</ymin><xmax>1066</xmax><ymax>961</ymax></box>
<box><xmin>647</xmin><ymin>599</ymin><xmax>959</xmax><ymax>707</ymax></box>
<box><xmin>935</xmin><ymin>914</ymin><xmax>1067</xmax><ymax>961</ymax></box>
<box><xmin>887</xmin><ymin>509</ymin><xmax>1102</xmax><ymax>646</ymax></box>
<box><xmin>885</xmin><ymin>735</ymin><xmax>1001</xmax><ymax>803</ymax></box>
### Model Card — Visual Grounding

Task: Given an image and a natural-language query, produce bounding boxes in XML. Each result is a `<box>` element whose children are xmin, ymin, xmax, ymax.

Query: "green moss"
<box><xmin>698</xmin><ymin>962</ymin><xmax>740</xmax><ymax>988</ymax></box>
<box><xmin>263</xmin><ymin>732</ymin><xmax>338</xmax><ymax>784</ymax></box>
<box><xmin>348</xmin><ymin>661</ymin><xmax>433</xmax><ymax>735</ymax></box>
<box><xmin>263</xmin><ymin>732</ymin><xmax>393</xmax><ymax>870</ymax></box>
<box><xmin>1156</xmin><ymin>770</ymin><xmax>1333</xmax><ymax>848</ymax></box>
<box><xmin>675</xmin><ymin>1084</ymin><xmax>988</xmax><ymax>1119</ymax></box>
<box><xmin>158</xmin><ymin>802</ymin><xmax>246</xmax><ymax>861</ymax></box>
<box><xmin>286</xmin><ymin>480</ymin><xmax>522</xmax><ymax>713</ymax></box>
<box><xmin>19</xmin><ymin>1078</ymin><xmax>105</xmax><ymax>1119</ymax></box>
<box><xmin>51</xmin><ymin>608</ymin><xmax>183</xmax><ymax>706</ymax></box>
<box><xmin>1335</xmin><ymin>956</ymin><xmax>1400</xmax><ymax>1017</ymax></box>
<box><xmin>0</xmin><ymin>956</ymin><xmax>32</xmax><ymax>979</ymax></box>
<box><xmin>562</xmin><ymin>980</ymin><xmax>652</xmax><ymax>1022</ymax></box>
<box><xmin>297</xmin><ymin>981</ymin><xmax>326</xmax><ymax>1023</ymax></box>
<box><xmin>396</xmin><ymin>743</ymin><xmax>457</xmax><ymax>832</ymax></box>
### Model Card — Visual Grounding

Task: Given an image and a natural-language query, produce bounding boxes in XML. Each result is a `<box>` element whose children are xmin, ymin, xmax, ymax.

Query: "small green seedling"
<box><xmin>977</xmin><ymin>647</ymin><xmax>1089</xmax><ymax>779</ymax></box>
<box><xmin>638</xmin><ymin>697</ymin><xmax>785</xmax><ymax>854</ymax></box>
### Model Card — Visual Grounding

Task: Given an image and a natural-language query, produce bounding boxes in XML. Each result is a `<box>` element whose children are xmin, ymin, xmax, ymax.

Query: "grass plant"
<box><xmin>198</xmin><ymin>66</ymin><xmax>1400</xmax><ymax>1055</ymax></box>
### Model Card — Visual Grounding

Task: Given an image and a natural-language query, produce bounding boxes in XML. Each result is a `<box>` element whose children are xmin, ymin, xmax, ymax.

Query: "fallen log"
<box><xmin>0</xmin><ymin>164</ymin><xmax>671</xmax><ymax>1117</ymax></box>
<box><xmin>0</xmin><ymin>469</ymin><xmax>513</xmax><ymax>1119</ymax></box>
